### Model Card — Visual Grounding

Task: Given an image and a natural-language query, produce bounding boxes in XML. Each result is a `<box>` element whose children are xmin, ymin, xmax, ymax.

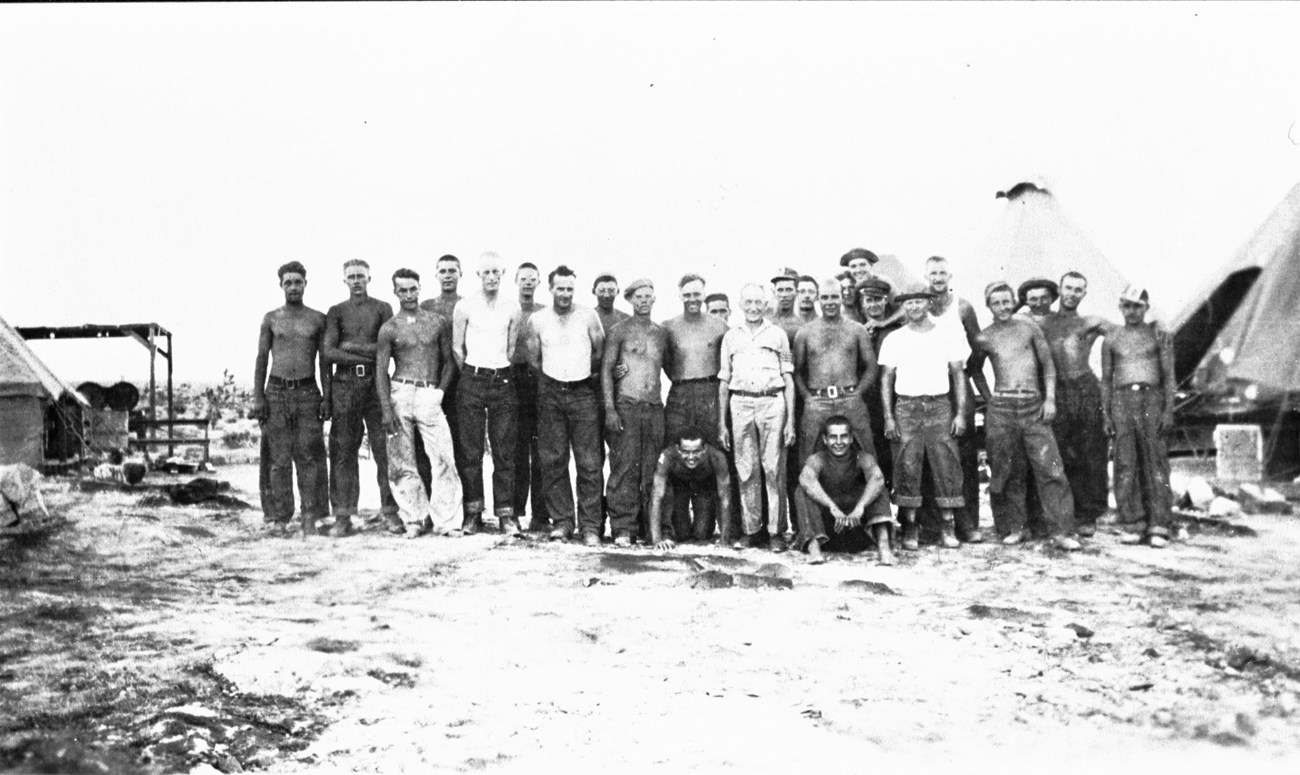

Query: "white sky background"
<box><xmin>3</xmin><ymin>2</ymin><xmax>1300</xmax><ymax>385</ymax></box>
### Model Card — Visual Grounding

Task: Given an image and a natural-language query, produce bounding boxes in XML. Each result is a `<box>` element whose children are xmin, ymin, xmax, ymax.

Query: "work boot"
<box><xmin>382</xmin><ymin>513</ymin><xmax>406</xmax><ymax>535</ymax></box>
<box><xmin>900</xmin><ymin>522</ymin><xmax>920</xmax><ymax>552</ymax></box>
<box><xmin>262</xmin><ymin>520</ymin><xmax>288</xmax><ymax>537</ymax></box>
<box><xmin>939</xmin><ymin>520</ymin><xmax>960</xmax><ymax>549</ymax></box>
<box><xmin>1075</xmin><ymin>523</ymin><xmax>1097</xmax><ymax>538</ymax></box>
<box><xmin>548</xmin><ymin>523</ymin><xmax>574</xmax><ymax>542</ymax></box>
<box><xmin>527</xmin><ymin>518</ymin><xmax>553</xmax><ymax>533</ymax></box>
<box><xmin>959</xmin><ymin>528</ymin><xmax>985</xmax><ymax>544</ymax></box>
<box><xmin>582</xmin><ymin>531</ymin><xmax>601</xmax><ymax>547</ymax></box>
<box><xmin>1053</xmin><ymin>535</ymin><xmax>1082</xmax><ymax>552</ymax></box>
<box><xmin>329</xmin><ymin>515</ymin><xmax>353</xmax><ymax>538</ymax></box>
<box><xmin>500</xmin><ymin>515</ymin><xmax>522</xmax><ymax>537</ymax></box>
<box><xmin>613</xmin><ymin>533</ymin><xmax>633</xmax><ymax>548</ymax></box>
<box><xmin>1001</xmin><ymin>531</ymin><xmax>1024</xmax><ymax>546</ymax></box>
<box><xmin>1148</xmin><ymin>534</ymin><xmax>1169</xmax><ymax>549</ymax></box>
<box><xmin>733</xmin><ymin>533</ymin><xmax>763</xmax><ymax>551</ymax></box>
<box><xmin>462</xmin><ymin>513</ymin><xmax>484</xmax><ymax>535</ymax></box>
<box><xmin>770</xmin><ymin>534</ymin><xmax>789</xmax><ymax>554</ymax></box>
<box><xmin>404</xmin><ymin>523</ymin><xmax>424</xmax><ymax>540</ymax></box>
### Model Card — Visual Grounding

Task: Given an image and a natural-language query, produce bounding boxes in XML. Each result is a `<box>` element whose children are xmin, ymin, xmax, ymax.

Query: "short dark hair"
<box><xmin>822</xmin><ymin>414</ymin><xmax>852</xmax><ymax>436</ymax></box>
<box><xmin>392</xmin><ymin>267</ymin><xmax>421</xmax><ymax>284</ymax></box>
<box><xmin>678</xmin><ymin>273</ymin><xmax>706</xmax><ymax>289</ymax></box>
<box><xmin>676</xmin><ymin>426</ymin><xmax>706</xmax><ymax>446</ymax></box>
<box><xmin>435</xmin><ymin>254</ymin><xmax>461</xmax><ymax>268</ymax></box>
<box><xmin>705</xmin><ymin>292</ymin><xmax>729</xmax><ymax>306</ymax></box>
<box><xmin>592</xmin><ymin>274</ymin><xmax>618</xmax><ymax>293</ymax></box>
<box><xmin>516</xmin><ymin>262</ymin><xmax>539</xmax><ymax>279</ymax></box>
<box><xmin>796</xmin><ymin>274</ymin><xmax>818</xmax><ymax>289</ymax></box>
<box><xmin>549</xmin><ymin>264</ymin><xmax>577</xmax><ymax>287</ymax></box>
<box><xmin>835</xmin><ymin>270</ymin><xmax>852</xmax><ymax>282</ymax></box>
<box><xmin>278</xmin><ymin>261</ymin><xmax>307</xmax><ymax>281</ymax></box>
<box><xmin>1060</xmin><ymin>270</ymin><xmax>1088</xmax><ymax>287</ymax></box>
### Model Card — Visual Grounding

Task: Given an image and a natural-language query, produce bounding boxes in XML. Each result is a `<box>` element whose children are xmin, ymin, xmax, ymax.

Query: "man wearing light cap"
<box><xmin>859</xmin><ymin>276</ymin><xmax>902</xmax><ymax>489</ymax></box>
<box><xmin>770</xmin><ymin>267</ymin><xmax>804</xmax><ymax>344</ymax></box>
<box><xmin>602</xmin><ymin>277</ymin><xmax>668</xmax><ymax>547</ymax></box>
<box><xmin>971</xmin><ymin>281</ymin><xmax>1081</xmax><ymax>552</ymax></box>
<box><xmin>1101</xmin><ymin>285</ymin><xmax>1174</xmax><ymax>549</ymax></box>
<box><xmin>879</xmin><ymin>281</ymin><xmax>970</xmax><ymax>550</ymax></box>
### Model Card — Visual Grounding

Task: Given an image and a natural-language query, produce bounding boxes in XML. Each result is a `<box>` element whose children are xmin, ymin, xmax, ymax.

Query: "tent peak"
<box><xmin>996</xmin><ymin>182</ymin><xmax>1051</xmax><ymax>201</ymax></box>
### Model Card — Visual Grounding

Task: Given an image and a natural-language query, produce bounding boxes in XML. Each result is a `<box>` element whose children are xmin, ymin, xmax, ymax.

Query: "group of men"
<box><xmin>253</xmin><ymin>247</ymin><xmax>1177</xmax><ymax>565</ymax></box>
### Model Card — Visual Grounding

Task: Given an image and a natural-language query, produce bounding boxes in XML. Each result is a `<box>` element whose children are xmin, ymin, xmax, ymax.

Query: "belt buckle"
<box><xmin>354</xmin><ymin>364</ymin><xmax>366</xmax><ymax>377</ymax></box>
<box><xmin>1129</xmin><ymin>384</ymin><xmax>1142</xmax><ymax>391</ymax></box>
<box><xmin>825</xmin><ymin>386</ymin><xmax>840</xmax><ymax>399</ymax></box>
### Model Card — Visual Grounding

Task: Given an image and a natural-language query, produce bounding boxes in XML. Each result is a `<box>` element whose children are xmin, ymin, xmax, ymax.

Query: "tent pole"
<box><xmin>148</xmin><ymin>326</ymin><xmax>157</xmax><ymax>446</ymax></box>
<box><xmin>167</xmin><ymin>331</ymin><xmax>175</xmax><ymax>459</ymax></box>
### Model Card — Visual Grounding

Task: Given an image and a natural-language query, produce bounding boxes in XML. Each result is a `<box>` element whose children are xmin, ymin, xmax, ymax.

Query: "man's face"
<box><xmin>594</xmin><ymin>281</ymin><xmax>619</xmax><ymax>310</ymax></box>
<box><xmin>436</xmin><ymin>261</ymin><xmax>461</xmax><ymax>293</ymax></box>
<box><xmin>517</xmin><ymin>267</ymin><xmax>540</xmax><ymax>296</ymax></box>
<box><xmin>1060</xmin><ymin>277</ymin><xmax>1088</xmax><ymax>311</ymax></box>
<box><xmin>740</xmin><ymin>288</ymin><xmax>767</xmax><ymax>323</ymax></box>
<box><xmin>818</xmin><ymin>281</ymin><xmax>842</xmax><ymax>320</ymax></box>
<box><xmin>551</xmin><ymin>275</ymin><xmax>576</xmax><ymax>311</ymax></box>
<box><xmin>678</xmin><ymin>438</ymin><xmax>705</xmax><ymax>469</ymax></box>
<box><xmin>343</xmin><ymin>266</ymin><xmax>370</xmax><ymax>297</ymax></box>
<box><xmin>393</xmin><ymin>277</ymin><xmax>421</xmax><ymax>311</ymax></box>
<box><xmin>823</xmin><ymin>424</ymin><xmax>852</xmax><ymax>458</ymax></box>
<box><xmin>629</xmin><ymin>287</ymin><xmax>656</xmax><ymax>316</ymax></box>
<box><xmin>988</xmin><ymin>291</ymin><xmax>1017</xmax><ymax>323</ymax></box>
<box><xmin>680</xmin><ymin>279</ymin><xmax>706</xmax><ymax>315</ymax></box>
<box><xmin>839</xmin><ymin>277</ymin><xmax>855</xmax><ymax>307</ymax></box>
<box><xmin>796</xmin><ymin>281</ymin><xmax>818</xmax><ymax>312</ymax></box>
<box><xmin>847</xmin><ymin>258</ymin><xmax>872</xmax><ymax>284</ymax></box>
<box><xmin>1120</xmin><ymin>299</ymin><xmax>1149</xmax><ymax>325</ymax></box>
<box><xmin>478</xmin><ymin>262</ymin><xmax>504</xmax><ymax>293</ymax></box>
<box><xmin>903</xmin><ymin>297</ymin><xmax>929</xmax><ymax>323</ymax></box>
<box><xmin>861</xmin><ymin>293</ymin><xmax>888</xmax><ymax>321</ymax></box>
<box><xmin>772</xmin><ymin>280</ymin><xmax>796</xmax><ymax>312</ymax></box>
<box><xmin>707</xmin><ymin>300</ymin><xmax>730</xmax><ymax>322</ymax></box>
<box><xmin>281</xmin><ymin>273</ymin><xmax>306</xmax><ymax>304</ymax></box>
<box><xmin>926</xmin><ymin>262</ymin><xmax>951</xmax><ymax>294</ymax></box>
<box><xmin>1025</xmin><ymin>288</ymin><xmax>1055</xmax><ymax>317</ymax></box>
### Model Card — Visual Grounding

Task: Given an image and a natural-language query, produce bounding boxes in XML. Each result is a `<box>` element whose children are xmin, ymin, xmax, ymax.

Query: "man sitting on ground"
<box><xmin>798</xmin><ymin>415</ymin><xmax>895</xmax><ymax>565</ymax></box>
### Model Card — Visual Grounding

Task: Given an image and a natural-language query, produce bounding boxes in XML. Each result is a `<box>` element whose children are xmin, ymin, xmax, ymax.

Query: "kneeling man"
<box><xmin>648</xmin><ymin>427</ymin><xmax>734</xmax><ymax>549</ymax></box>
<box><xmin>798</xmin><ymin>415</ymin><xmax>895</xmax><ymax>565</ymax></box>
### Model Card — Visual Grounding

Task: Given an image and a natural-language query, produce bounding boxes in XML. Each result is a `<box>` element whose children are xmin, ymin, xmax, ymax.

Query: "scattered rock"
<box><xmin>689</xmin><ymin>570</ymin><xmax>734</xmax><ymax>589</ymax></box>
<box><xmin>840</xmin><ymin>579</ymin><xmax>899</xmax><ymax>596</ymax></box>
<box><xmin>732</xmin><ymin>573</ymin><xmax>793</xmax><ymax>590</ymax></box>
<box><xmin>1235</xmin><ymin>483</ymin><xmax>1292</xmax><ymax>515</ymax></box>
<box><xmin>1208</xmin><ymin>497</ymin><xmax>1242</xmax><ymax>518</ymax></box>
<box><xmin>748</xmin><ymin>563</ymin><xmax>794</xmax><ymax>580</ymax></box>
<box><xmin>1185</xmin><ymin>477</ymin><xmax>1216</xmax><ymax>510</ymax></box>
<box><xmin>1152</xmin><ymin>709</ymin><xmax>1175</xmax><ymax>727</ymax></box>
<box><xmin>967</xmin><ymin>604</ymin><xmax>1043</xmax><ymax>623</ymax></box>
<box><xmin>1065</xmin><ymin>623</ymin><xmax>1095</xmax><ymax>639</ymax></box>
<box><xmin>304</xmin><ymin>637</ymin><xmax>359</xmax><ymax>654</ymax></box>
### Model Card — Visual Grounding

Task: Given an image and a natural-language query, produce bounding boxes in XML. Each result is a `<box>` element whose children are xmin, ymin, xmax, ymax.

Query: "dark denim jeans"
<box><xmin>1112</xmin><ymin>387</ymin><xmax>1173</xmax><ymax>536</ymax></box>
<box><xmin>1054</xmin><ymin>373</ymin><xmax>1110</xmax><ymax>526</ymax></box>
<box><xmin>455</xmin><ymin>367</ymin><xmax>518</xmax><ymax>517</ymax></box>
<box><xmin>258</xmin><ymin>383</ymin><xmax>328</xmax><ymax>523</ymax></box>
<box><xmin>891</xmin><ymin>395</ymin><xmax>966</xmax><ymax>510</ymax></box>
<box><xmin>606</xmin><ymin>397</ymin><xmax>664</xmax><ymax>539</ymax></box>
<box><xmin>986</xmin><ymin>395</ymin><xmax>1075</xmax><ymax>538</ymax></box>
<box><xmin>512</xmin><ymin>364</ymin><xmax>547</xmax><ymax>524</ymax></box>
<box><xmin>328</xmin><ymin>373</ymin><xmax>397</xmax><ymax>517</ymax></box>
<box><xmin>537</xmin><ymin>376</ymin><xmax>604</xmax><ymax>536</ymax></box>
<box><xmin>663</xmin><ymin>478</ymin><xmax>717</xmax><ymax>542</ymax></box>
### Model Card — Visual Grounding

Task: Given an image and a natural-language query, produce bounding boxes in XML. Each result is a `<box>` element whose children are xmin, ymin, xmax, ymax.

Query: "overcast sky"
<box><xmin>3</xmin><ymin>2</ymin><xmax>1299</xmax><ymax>384</ymax></box>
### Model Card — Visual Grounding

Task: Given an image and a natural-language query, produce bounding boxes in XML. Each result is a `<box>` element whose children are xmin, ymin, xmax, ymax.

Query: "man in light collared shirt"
<box><xmin>718</xmin><ymin>284</ymin><xmax>796</xmax><ymax>552</ymax></box>
<box><xmin>452</xmin><ymin>251</ymin><xmax>523</xmax><ymax>535</ymax></box>
<box><xmin>525</xmin><ymin>265</ymin><xmax>606</xmax><ymax>545</ymax></box>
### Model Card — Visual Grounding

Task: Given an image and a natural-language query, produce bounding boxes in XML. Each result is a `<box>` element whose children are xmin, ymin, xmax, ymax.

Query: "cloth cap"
<box><xmin>984</xmin><ymin>280</ymin><xmax>1016</xmax><ymax>305</ymax></box>
<box><xmin>839</xmin><ymin>248</ymin><xmax>880</xmax><ymax>268</ymax></box>
<box><xmin>623</xmin><ymin>278</ymin><xmax>654</xmax><ymax>300</ymax></box>
<box><xmin>1017</xmin><ymin>277</ymin><xmax>1060</xmax><ymax>304</ymax></box>
<box><xmin>1119</xmin><ymin>284</ymin><xmax>1150</xmax><ymax>304</ymax></box>
<box><xmin>857</xmin><ymin>277</ymin><xmax>893</xmax><ymax>298</ymax></box>
<box><xmin>893</xmin><ymin>280</ymin><xmax>933</xmax><ymax>303</ymax></box>
<box><xmin>770</xmin><ymin>266</ymin><xmax>799</xmax><ymax>284</ymax></box>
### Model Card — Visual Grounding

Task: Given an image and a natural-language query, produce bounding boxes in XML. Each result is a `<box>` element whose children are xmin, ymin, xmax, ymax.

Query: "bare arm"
<box><xmin>855</xmin><ymin>327</ymin><xmax>878</xmax><ymax>396</ymax></box>
<box><xmin>792</xmin><ymin>330</ymin><xmax>811</xmax><ymax>400</ymax></box>
<box><xmin>1031</xmin><ymin>324</ymin><xmax>1056</xmax><ymax>421</ymax></box>
<box><xmin>452</xmin><ymin>305</ymin><xmax>469</xmax><ymax>370</ymax></box>
<box><xmin>648</xmin><ymin>455</ymin><xmax>673</xmax><ymax>548</ymax></box>
<box><xmin>798</xmin><ymin>456</ymin><xmax>843</xmax><ymax>518</ymax></box>
<box><xmin>881</xmin><ymin>365</ymin><xmax>899</xmax><ymax>441</ymax></box>
<box><xmin>315</xmin><ymin>317</ymin><xmax>331</xmax><ymax>416</ymax></box>
<box><xmin>376</xmin><ymin>327</ymin><xmax>395</xmax><ymax>428</ymax></box>
<box><xmin>717</xmin><ymin>378</ymin><xmax>732</xmax><ymax>451</ymax></box>
<box><xmin>588</xmin><ymin>310</ymin><xmax>606</xmax><ymax>375</ymax></box>
<box><xmin>1100</xmin><ymin>336</ymin><xmax>1115</xmax><ymax>436</ymax></box>
<box><xmin>712</xmin><ymin>449</ymin><xmax>733</xmax><ymax>528</ymax></box>
<box><xmin>848</xmin><ymin>452</ymin><xmax>886</xmax><ymax>523</ymax></box>
<box><xmin>505</xmin><ymin>306</ymin><xmax>521</xmax><ymax>363</ymax></box>
<box><xmin>437</xmin><ymin>322</ymin><xmax>454</xmax><ymax>393</ymax></box>
<box><xmin>602</xmin><ymin>329</ymin><xmax>623</xmax><ymax>433</ymax></box>
<box><xmin>525</xmin><ymin>316</ymin><xmax>542</xmax><ymax>376</ymax></box>
<box><xmin>949</xmin><ymin>362</ymin><xmax>968</xmax><ymax>435</ymax></box>
<box><xmin>782</xmin><ymin>372</ymin><xmax>796</xmax><ymax>447</ymax></box>
<box><xmin>252</xmin><ymin>314</ymin><xmax>273</xmax><ymax>418</ymax></box>
<box><xmin>1158</xmin><ymin>325</ymin><xmax>1176</xmax><ymax>430</ymax></box>
<box><xmin>968</xmin><ymin>337</ymin><xmax>992</xmax><ymax>403</ymax></box>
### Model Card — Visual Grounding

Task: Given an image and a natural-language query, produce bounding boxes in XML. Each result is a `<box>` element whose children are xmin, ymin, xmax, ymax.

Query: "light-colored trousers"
<box><xmin>388</xmin><ymin>383</ymin><xmax>463</xmax><ymax>531</ymax></box>
<box><xmin>730</xmin><ymin>393</ymin><xmax>788</xmax><ymax>536</ymax></box>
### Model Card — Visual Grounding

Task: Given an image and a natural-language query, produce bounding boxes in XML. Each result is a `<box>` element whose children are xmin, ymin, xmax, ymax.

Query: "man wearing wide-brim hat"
<box><xmin>1017</xmin><ymin>277</ymin><xmax>1059</xmax><ymax>320</ymax></box>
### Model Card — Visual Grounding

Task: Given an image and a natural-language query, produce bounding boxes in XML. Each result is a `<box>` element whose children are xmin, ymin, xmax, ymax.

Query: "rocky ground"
<box><xmin>2</xmin><ymin>458</ymin><xmax>1300</xmax><ymax>774</ymax></box>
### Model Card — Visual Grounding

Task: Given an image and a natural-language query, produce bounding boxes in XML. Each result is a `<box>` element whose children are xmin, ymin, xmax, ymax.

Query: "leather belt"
<box><xmin>336</xmin><ymin>364</ymin><xmax>373</xmax><ymax>378</ymax></box>
<box><xmin>731</xmin><ymin>389</ymin><xmax>784</xmax><ymax>398</ymax></box>
<box><xmin>542</xmin><ymin>374</ymin><xmax>593</xmax><ymax>388</ymax></box>
<box><xmin>1122</xmin><ymin>383</ymin><xmax>1157</xmax><ymax>391</ymax></box>
<box><xmin>994</xmin><ymin>389</ymin><xmax>1040</xmax><ymax>397</ymax></box>
<box><xmin>464</xmin><ymin>365</ymin><xmax>512</xmax><ymax>378</ymax></box>
<box><xmin>675</xmin><ymin>376</ymin><xmax>719</xmax><ymax>385</ymax></box>
<box><xmin>812</xmin><ymin>385</ymin><xmax>857</xmax><ymax>398</ymax></box>
<box><xmin>267</xmin><ymin>375</ymin><xmax>315</xmax><ymax>390</ymax></box>
<box><xmin>393</xmin><ymin>377</ymin><xmax>438</xmax><ymax>388</ymax></box>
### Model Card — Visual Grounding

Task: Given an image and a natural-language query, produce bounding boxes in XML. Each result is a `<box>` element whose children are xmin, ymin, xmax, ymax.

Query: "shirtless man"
<box><xmin>837</xmin><ymin>271</ymin><xmax>864</xmax><ymax>324</ymax></box>
<box><xmin>323</xmin><ymin>259</ymin><xmax>397</xmax><ymax>536</ymax></box>
<box><xmin>795</xmin><ymin>275</ymin><xmax>820</xmax><ymax>325</ymax></box>
<box><xmin>647</xmin><ymin>427</ymin><xmax>734</xmax><ymax>549</ymax></box>
<box><xmin>771</xmin><ymin>268</ymin><xmax>811</xmax><ymax>525</ymax></box>
<box><xmin>602</xmin><ymin>278</ymin><xmax>668</xmax><ymax>547</ymax></box>
<box><xmin>376</xmin><ymin>268</ymin><xmax>463</xmax><ymax>538</ymax></box>
<box><xmin>417</xmin><ymin>254</ymin><xmax>465</xmax><ymax>500</ymax></box>
<box><xmin>719</xmin><ymin>284</ymin><xmax>797</xmax><ymax>551</ymax></box>
<box><xmin>925</xmin><ymin>256</ymin><xmax>986</xmax><ymax>542</ymax></box>
<box><xmin>769</xmin><ymin>267</ymin><xmax>803</xmax><ymax>342</ymax></box>
<box><xmin>511</xmin><ymin>262</ymin><xmax>548</xmax><ymax>531</ymax></box>
<box><xmin>1039</xmin><ymin>272</ymin><xmax>1112</xmax><ymax>536</ymax></box>
<box><xmin>705</xmin><ymin>293</ymin><xmax>731</xmax><ymax>323</ymax></box>
<box><xmin>592</xmin><ymin>273</ymin><xmax>631</xmax><ymax>334</ymax></box>
<box><xmin>799</xmin><ymin>415</ymin><xmax>895</xmax><ymax>565</ymax></box>
<box><xmin>971</xmin><ymin>282</ymin><xmax>1081</xmax><ymax>551</ymax></box>
<box><xmin>525</xmin><ymin>265</ymin><xmax>606</xmax><ymax>544</ymax></box>
<box><xmin>663</xmin><ymin>274</ymin><xmax>729</xmax><ymax>448</ymax></box>
<box><xmin>253</xmin><ymin>261</ymin><xmax>330</xmax><ymax>536</ymax></box>
<box><xmin>452</xmin><ymin>251</ymin><xmax>523</xmax><ymax>535</ymax></box>
<box><xmin>1102</xmin><ymin>286</ymin><xmax>1174</xmax><ymax>549</ymax></box>
<box><xmin>879</xmin><ymin>282</ymin><xmax>970</xmax><ymax>550</ymax></box>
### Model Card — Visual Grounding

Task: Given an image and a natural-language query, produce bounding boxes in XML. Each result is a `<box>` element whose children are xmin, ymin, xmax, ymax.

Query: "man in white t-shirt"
<box><xmin>452</xmin><ymin>251</ymin><xmax>523</xmax><ymax>535</ymax></box>
<box><xmin>879</xmin><ymin>281</ymin><xmax>971</xmax><ymax>551</ymax></box>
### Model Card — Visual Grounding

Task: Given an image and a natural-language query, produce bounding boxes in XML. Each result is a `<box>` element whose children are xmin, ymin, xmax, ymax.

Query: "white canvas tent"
<box><xmin>0</xmin><ymin>313</ymin><xmax>88</xmax><ymax>467</ymax></box>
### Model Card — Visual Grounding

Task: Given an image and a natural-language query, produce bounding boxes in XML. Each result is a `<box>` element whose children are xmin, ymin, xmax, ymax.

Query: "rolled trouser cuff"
<box><xmin>493</xmin><ymin>506</ymin><xmax>516</xmax><ymax>518</ymax></box>
<box><xmin>465</xmin><ymin>499</ymin><xmax>485</xmax><ymax>515</ymax></box>
<box><xmin>893</xmin><ymin>495</ymin><xmax>924</xmax><ymax>508</ymax></box>
<box><xmin>934</xmin><ymin>496</ymin><xmax>966</xmax><ymax>509</ymax></box>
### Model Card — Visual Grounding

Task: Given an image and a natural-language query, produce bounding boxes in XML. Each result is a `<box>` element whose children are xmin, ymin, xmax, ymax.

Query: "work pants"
<box><xmin>606</xmin><ymin>397</ymin><xmax>664</xmax><ymax>539</ymax></box>
<box><xmin>538</xmin><ymin>376</ymin><xmax>605</xmax><ymax>537</ymax></box>
<box><xmin>511</xmin><ymin>364</ymin><xmax>547</xmax><ymax>524</ymax></box>
<box><xmin>986</xmin><ymin>395</ymin><xmax>1075</xmax><ymax>538</ymax></box>
<box><xmin>455</xmin><ymin>368</ymin><xmax>518</xmax><ymax>518</ymax></box>
<box><xmin>664</xmin><ymin>379</ymin><xmax>721</xmax><ymax>446</ymax></box>
<box><xmin>388</xmin><ymin>382</ymin><xmax>463</xmax><ymax>531</ymax></box>
<box><xmin>328</xmin><ymin>373</ymin><xmax>397</xmax><ymax>518</ymax></box>
<box><xmin>798</xmin><ymin>487</ymin><xmax>894</xmax><ymax>553</ymax></box>
<box><xmin>663</xmin><ymin>478</ymin><xmax>718</xmax><ymax>543</ymax></box>
<box><xmin>1112</xmin><ymin>387</ymin><xmax>1173</xmax><ymax>537</ymax></box>
<box><xmin>891</xmin><ymin>394</ymin><xmax>968</xmax><ymax>513</ymax></box>
<box><xmin>259</xmin><ymin>383</ymin><xmax>327</xmax><ymax>524</ymax></box>
<box><xmin>1054</xmin><ymin>373</ymin><xmax>1110</xmax><ymax>527</ymax></box>
<box><xmin>731</xmin><ymin>394</ymin><xmax>789</xmax><ymax>537</ymax></box>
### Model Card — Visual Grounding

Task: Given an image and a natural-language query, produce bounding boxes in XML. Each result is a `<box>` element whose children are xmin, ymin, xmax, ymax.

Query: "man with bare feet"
<box><xmin>525</xmin><ymin>266</ymin><xmax>606</xmax><ymax>545</ymax></box>
<box><xmin>254</xmin><ymin>262</ymin><xmax>330</xmax><ymax>536</ymax></box>
<box><xmin>1039</xmin><ymin>272</ymin><xmax>1112</xmax><ymax>537</ymax></box>
<box><xmin>799</xmin><ymin>416</ymin><xmax>895</xmax><ymax>565</ymax></box>
<box><xmin>971</xmin><ymin>282</ymin><xmax>1081</xmax><ymax>551</ymax></box>
<box><xmin>511</xmin><ymin>262</ymin><xmax>548</xmax><ymax>531</ymax></box>
<box><xmin>323</xmin><ymin>259</ymin><xmax>397</xmax><ymax>536</ymax></box>
<box><xmin>647</xmin><ymin>427</ymin><xmax>734</xmax><ymax>550</ymax></box>
<box><xmin>878</xmin><ymin>282</ymin><xmax>970</xmax><ymax>551</ymax></box>
<box><xmin>602</xmin><ymin>278</ymin><xmax>668</xmax><ymax>547</ymax></box>
<box><xmin>1102</xmin><ymin>286</ymin><xmax>1175</xmax><ymax>549</ymax></box>
<box><xmin>376</xmin><ymin>269</ymin><xmax>463</xmax><ymax>538</ymax></box>
<box><xmin>452</xmin><ymin>251</ymin><xmax>523</xmax><ymax>535</ymax></box>
<box><xmin>719</xmin><ymin>284</ymin><xmax>796</xmax><ymax>552</ymax></box>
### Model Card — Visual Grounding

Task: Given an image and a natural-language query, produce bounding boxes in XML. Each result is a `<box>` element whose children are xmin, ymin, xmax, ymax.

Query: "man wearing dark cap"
<box><xmin>602</xmin><ymin>278</ymin><xmax>668</xmax><ymax>547</ymax></box>
<box><xmin>971</xmin><ymin>281</ymin><xmax>1081</xmax><ymax>552</ymax></box>
<box><xmin>840</xmin><ymin>247</ymin><xmax>879</xmax><ymax>286</ymax></box>
<box><xmin>770</xmin><ymin>267</ymin><xmax>804</xmax><ymax>342</ymax></box>
<box><xmin>879</xmin><ymin>281</ymin><xmax>970</xmax><ymax>550</ymax></box>
<box><xmin>859</xmin><ymin>276</ymin><xmax>902</xmax><ymax>489</ymax></box>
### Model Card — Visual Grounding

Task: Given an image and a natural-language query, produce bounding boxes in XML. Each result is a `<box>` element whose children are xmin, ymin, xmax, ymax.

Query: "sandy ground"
<box><xmin>3</xmin><ymin>454</ymin><xmax>1300</xmax><ymax>774</ymax></box>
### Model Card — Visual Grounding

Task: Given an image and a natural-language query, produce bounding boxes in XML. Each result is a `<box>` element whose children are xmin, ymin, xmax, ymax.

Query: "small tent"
<box><xmin>966</xmin><ymin>182</ymin><xmax>1145</xmax><ymax>323</ymax></box>
<box><xmin>0</xmin><ymin>314</ymin><xmax>87</xmax><ymax>468</ymax></box>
